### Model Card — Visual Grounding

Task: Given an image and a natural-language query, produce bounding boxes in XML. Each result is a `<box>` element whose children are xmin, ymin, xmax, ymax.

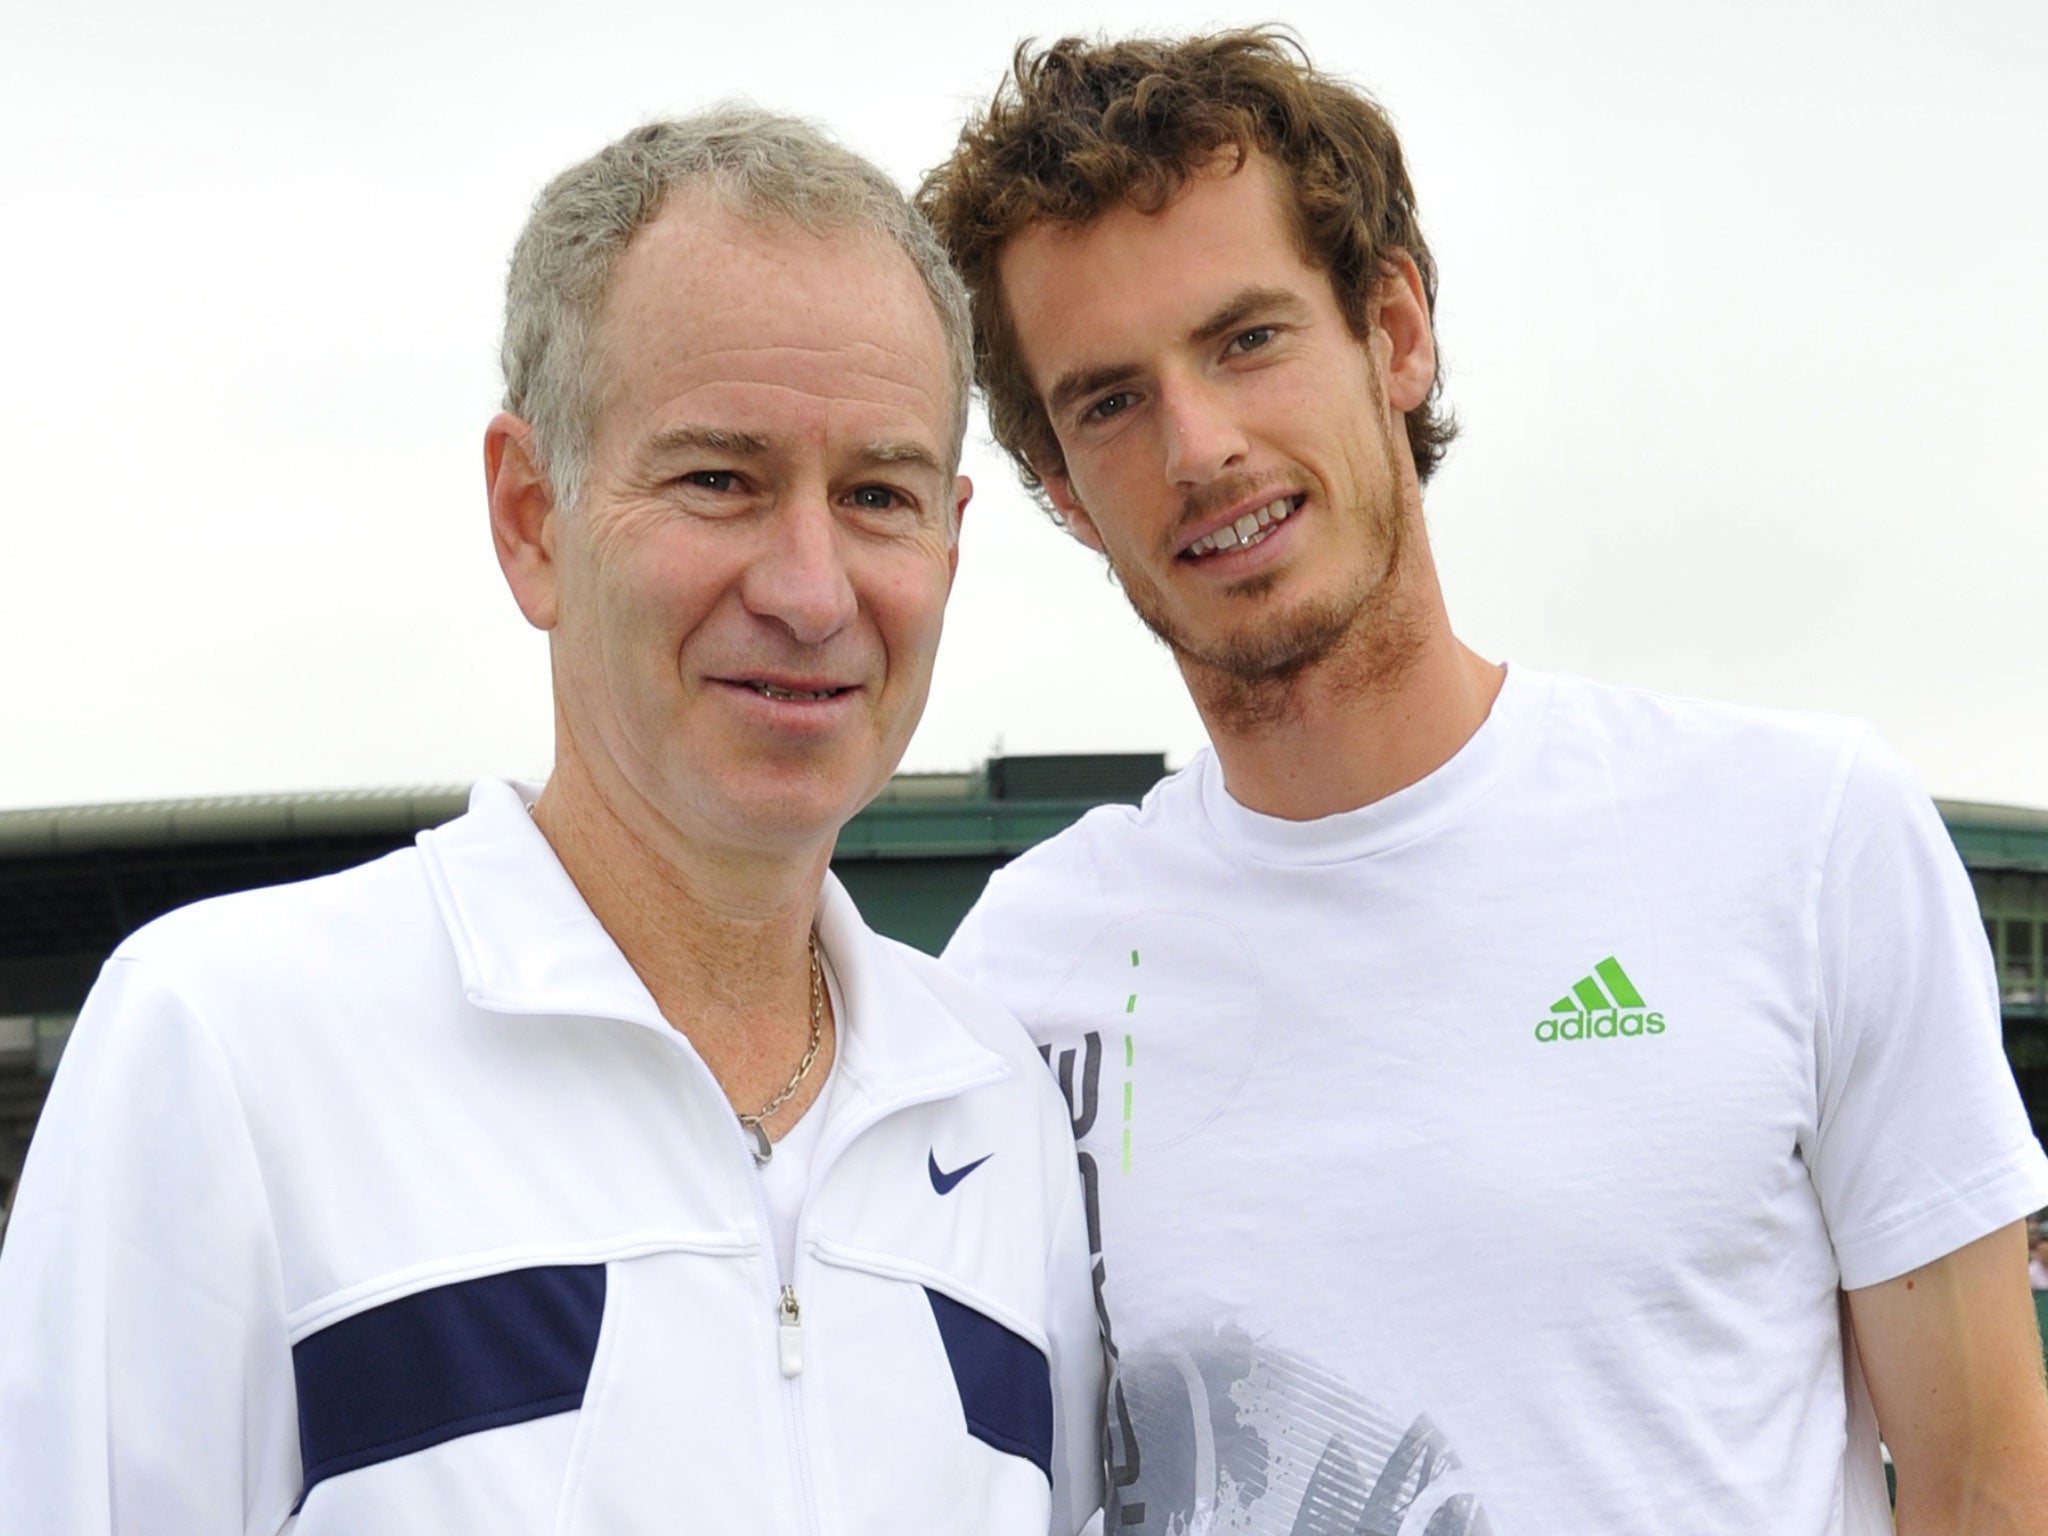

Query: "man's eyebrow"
<box><xmin>858</xmin><ymin>439</ymin><xmax>946</xmax><ymax>475</ymax></box>
<box><xmin>1047</xmin><ymin>363</ymin><xmax>1142</xmax><ymax>423</ymax></box>
<box><xmin>641</xmin><ymin>427</ymin><xmax>940</xmax><ymax>473</ymax></box>
<box><xmin>643</xmin><ymin>425</ymin><xmax>771</xmax><ymax>457</ymax></box>
<box><xmin>1191</xmin><ymin>285</ymin><xmax>1310</xmax><ymax>344</ymax></box>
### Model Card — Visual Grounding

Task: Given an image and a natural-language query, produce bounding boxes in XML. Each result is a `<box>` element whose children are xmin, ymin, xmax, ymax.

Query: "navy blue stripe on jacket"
<box><xmin>293</xmin><ymin>1263</ymin><xmax>607</xmax><ymax>1503</ymax></box>
<box><xmin>924</xmin><ymin>1286</ymin><xmax>1054</xmax><ymax>1481</ymax></box>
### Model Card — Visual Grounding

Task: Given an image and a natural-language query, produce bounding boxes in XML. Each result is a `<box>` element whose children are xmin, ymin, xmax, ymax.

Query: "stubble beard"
<box><xmin>1106</xmin><ymin>462</ymin><xmax>1424</xmax><ymax>734</ymax></box>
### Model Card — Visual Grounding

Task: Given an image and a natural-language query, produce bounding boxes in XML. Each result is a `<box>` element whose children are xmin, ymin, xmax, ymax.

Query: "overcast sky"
<box><xmin>5</xmin><ymin>0</ymin><xmax>2044</xmax><ymax>812</ymax></box>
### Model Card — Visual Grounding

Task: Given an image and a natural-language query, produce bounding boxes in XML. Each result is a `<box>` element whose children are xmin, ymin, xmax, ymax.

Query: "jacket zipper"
<box><xmin>779</xmin><ymin>1284</ymin><xmax>823</xmax><ymax>1535</ymax></box>
<box><xmin>745</xmin><ymin>1132</ymin><xmax>822</xmax><ymax>1535</ymax></box>
<box><xmin>778</xmin><ymin>1284</ymin><xmax>803</xmax><ymax>1377</ymax></box>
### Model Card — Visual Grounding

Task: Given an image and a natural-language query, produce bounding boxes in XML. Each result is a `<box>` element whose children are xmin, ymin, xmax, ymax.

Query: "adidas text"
<box><xmin>1535</xmin><ymin>1010</ymin><xmax>1666</xmax><ymax>1042</ymax></box>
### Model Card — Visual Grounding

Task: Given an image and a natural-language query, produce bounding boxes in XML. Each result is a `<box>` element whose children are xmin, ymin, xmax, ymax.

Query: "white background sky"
<box><xmin>5</xmin><ymin>0</ymin><xmax>2044</xmax><ymax>812</ymax></box>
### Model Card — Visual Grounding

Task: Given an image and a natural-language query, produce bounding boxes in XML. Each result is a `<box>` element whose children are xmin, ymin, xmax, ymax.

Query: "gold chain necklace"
<box><xmin>738</xmin><ymin>934</ymin><xmax>824</xmax><ymax>1167</ymax></box>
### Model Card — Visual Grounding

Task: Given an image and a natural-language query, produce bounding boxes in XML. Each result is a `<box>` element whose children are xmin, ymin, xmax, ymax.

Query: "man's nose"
<box><xmin>743</xmin><ymin>494</ymin><xmax>858</xmax><ymax>646</ymax></box>
<box><xmin>1160</xmin><ymin>375</ymin><xmax>1249</xmax><ymax>487</ymax></box>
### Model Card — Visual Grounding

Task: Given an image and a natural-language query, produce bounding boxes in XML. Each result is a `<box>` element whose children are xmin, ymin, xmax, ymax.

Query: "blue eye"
<box><xmin>1084</xmin><ymin>391</ymin><xmax>1134</xmax><ymax>423</ymax></box>
<box><xmin>684</xmin><ymin>470</ymin><xmax>737</xmax><ymax>492</ymax></box>
<box><xmin>1228</xmin><ymin>327</ymin><xmax>1276</xmax><ymax>354</ymax></box>
<box><xmin>850</xmin><ymin>484</ymin><xmax>907</xmax><ymax>511</ymax></box>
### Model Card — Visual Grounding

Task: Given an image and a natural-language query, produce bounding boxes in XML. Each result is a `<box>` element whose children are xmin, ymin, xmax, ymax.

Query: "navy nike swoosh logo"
<box><xmin>928</xmin><ymin>1150</ymin><xmax>993</xmax><ymax>1195</ymax></box>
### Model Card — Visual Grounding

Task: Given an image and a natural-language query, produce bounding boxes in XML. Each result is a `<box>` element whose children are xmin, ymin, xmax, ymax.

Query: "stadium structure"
<box><xmin>4</xmin><ymin>756</ymin><xmax>2047</xmax><ymax>1212</ymax></box>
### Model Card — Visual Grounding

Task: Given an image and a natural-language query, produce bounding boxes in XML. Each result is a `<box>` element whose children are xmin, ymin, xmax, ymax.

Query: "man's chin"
<box><xmin>668</xmin><ymin>756</ymin><xmax>873</xmax><ymax>854</ymax></box>
<box><xmin>1144</xmin><ymin>600</ymin><xmax>1357</xmax><ymax>687</ymax></box>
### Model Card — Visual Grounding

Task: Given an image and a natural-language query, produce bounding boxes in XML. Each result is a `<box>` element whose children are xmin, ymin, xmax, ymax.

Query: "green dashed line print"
<box><xmin>1123</xmin><ymin>950</ymin><xmax>1138</xmax><ymax>1172</ymax></box>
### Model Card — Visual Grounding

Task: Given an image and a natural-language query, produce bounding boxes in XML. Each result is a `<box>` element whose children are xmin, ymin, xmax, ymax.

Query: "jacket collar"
<box><xmin>417</xmin><ymin>778</ymin><xmax>667</xmax><ymax>1031</ymax></box>
<box><xmin>417</xmin><ymin>779</ymin><xmax>1006</xmax><ymax>1109</ymax></box>
<box><xmin>813</xmin><ymin>865</ymin><xmax>1010</xmax><ymax>1115</ymax></box>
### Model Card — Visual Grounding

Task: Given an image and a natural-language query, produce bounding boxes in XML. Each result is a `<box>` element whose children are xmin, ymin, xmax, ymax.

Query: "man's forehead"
<box><xmin>997</xmin><ymin>155</ymin><xmax>1303</xmax><ymax>382</ymax></box>
<box><xmin>588</xmin><ymin>196</ymin><xmax>953</xmax><ymax>456</ymax></box>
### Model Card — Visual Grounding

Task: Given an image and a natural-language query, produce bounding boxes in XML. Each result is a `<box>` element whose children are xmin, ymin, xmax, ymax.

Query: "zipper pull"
<box><xmin>778</xmin><ymin>1284</ymin><xmax>804</xmax><ymax>1378</ymax></box>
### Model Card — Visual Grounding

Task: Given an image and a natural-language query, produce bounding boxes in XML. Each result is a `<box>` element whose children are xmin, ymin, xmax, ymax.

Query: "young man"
<box><xmin>0</xmin><ymin>112</ymin><xmax>1100</xmax><ymax>1534</ymax></box>
<box><xmin>924</xmin><ymin>30</ymin><xmax>2048</xmax><ymax>1536</ymax></box>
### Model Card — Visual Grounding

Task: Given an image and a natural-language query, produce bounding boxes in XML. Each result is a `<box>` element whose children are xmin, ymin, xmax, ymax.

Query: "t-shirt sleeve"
<box><xmin>1807</xmin><ymin>728</ymin><xmax>2048</xmax><ymax>1289</ymax></box>
<box><xmin>0</xmin><ymin>955</ymin><xmax>301</xmax><ymax>1533</ymax></box>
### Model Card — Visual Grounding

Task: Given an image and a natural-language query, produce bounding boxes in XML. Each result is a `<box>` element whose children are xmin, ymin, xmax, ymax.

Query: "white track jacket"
<box><xmin>0</xmin><ymin>780</ymin><xmax>1102</xmax><ymax>1534</ymax></box>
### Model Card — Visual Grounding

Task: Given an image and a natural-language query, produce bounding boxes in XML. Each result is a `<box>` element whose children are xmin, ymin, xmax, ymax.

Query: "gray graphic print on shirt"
<box><xmin>1109</xmin><ymin>1325</ymin><xmax>1490</xmax><ymax>1535</ymax></box>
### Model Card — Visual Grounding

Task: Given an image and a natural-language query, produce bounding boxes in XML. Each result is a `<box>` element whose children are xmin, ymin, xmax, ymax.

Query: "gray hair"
<box><xmin>502</xmin><ymin>107</ymin><xmax>974</xmax><ymax>514</ymax></box>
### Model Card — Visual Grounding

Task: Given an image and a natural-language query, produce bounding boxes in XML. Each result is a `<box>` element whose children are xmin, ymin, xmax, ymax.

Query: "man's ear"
<box><xmin>1040</xmin><ymin>466</ymin><xmax>1106</xmax><ymax>554</ymax></box>
<box><xmin>946</xmin><ymin>473</ymin><xmax>972</xmax><ymax>581</ymax></box>
<box><xmin>1371</xmin><ymin>252</ymin><xmax>1438</xmax><ymax>416</ymax></box>
<box><xmin>484</xmin><ymin>412</ymin><xmax>561</xmax><ymax>631</ymax></box>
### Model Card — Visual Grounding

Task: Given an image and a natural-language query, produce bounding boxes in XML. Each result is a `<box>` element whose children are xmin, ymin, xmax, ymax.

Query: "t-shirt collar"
<box><xmin>1196</xmin><ymin>663</ymin><xmax>1553</xmax><ymax>864</ymax></box>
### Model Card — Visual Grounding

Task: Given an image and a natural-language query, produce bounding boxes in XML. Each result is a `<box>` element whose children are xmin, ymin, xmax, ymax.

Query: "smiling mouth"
<box><xmin>742</xmin><ymin>681</ymin><xmax>852</xmax><ymax>702</ymax></box>
<box><xmin>1183</xmin><ymin>496</ymin><xmax>1298</xmax><ymax>559</ymax></box>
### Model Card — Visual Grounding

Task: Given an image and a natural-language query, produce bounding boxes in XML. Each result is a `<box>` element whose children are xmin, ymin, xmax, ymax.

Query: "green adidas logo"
<box><xmin>1534</xmin><ymin>956</ymin><xmax>1666</xmax><ymax>1043</ymax></box>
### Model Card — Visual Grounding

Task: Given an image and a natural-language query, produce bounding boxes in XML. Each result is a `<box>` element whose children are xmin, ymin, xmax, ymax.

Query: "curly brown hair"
<box><xmin>917</xmin><ymin>28</ymin><xmax>1455</xmax><ymax>511</ymax></box>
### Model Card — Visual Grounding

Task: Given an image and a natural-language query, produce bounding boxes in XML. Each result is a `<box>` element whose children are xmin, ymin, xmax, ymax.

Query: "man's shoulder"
<box><xmin>58</xmin><ymin>843</ymin><xmax>450</xmax><ymax>1112</ymax></box>
<box><xmin>975</xmin><ymin>756</ymin><xmax>1210</xmax><ymax>909</ymax></box>
<box><xmin>1535</xmin><ymin>668</ymin><xmax>1881</xmax><ymax>821</ymax></box>
<box><xmin>939</xmin><ymin>764</ymin><xmax>1216</xmax><ymax>1035</ymax></box>
<box><xmin>112</xmin><ymin>840</ymin><xmax>437</xmax><ymax>993</ymax></box>
<box><xmin>1544</xmin><ymin>668</ymin><xmax>1870</xmax><ymax>764</ymax></box>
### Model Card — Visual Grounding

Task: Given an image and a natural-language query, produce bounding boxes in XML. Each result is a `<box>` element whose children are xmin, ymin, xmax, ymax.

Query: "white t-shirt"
<box><xmin>756</xmin><ymin>961</ymin><xmax>844</xmax><ymax>1282</ymax></box>
<box><xmin>945</xmin><ymin>667</ymin><xmax>2048</xmax><ymax>1536</ymax></box>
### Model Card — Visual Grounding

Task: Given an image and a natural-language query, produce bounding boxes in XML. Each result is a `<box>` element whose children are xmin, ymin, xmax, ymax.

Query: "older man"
<box><xmin>923</xmin><ymin>29</ymin><xmax>2048</xmax><ymax>1536</ymax></box>
<box><xmin>0</xmin><ymin>111</ymin><xmax>1099</xmax><ymax>1534</ymax></box>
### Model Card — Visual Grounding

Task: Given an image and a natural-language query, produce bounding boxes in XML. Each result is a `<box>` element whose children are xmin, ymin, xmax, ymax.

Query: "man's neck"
<box><xmin>1185</xmin><ymin>555</ymin><xmax>1503</xmax><ymax>823</ymax></box>
<box><xmin>529</xmin><ymin>746</ymin><xmax>830</xmax><ymax>1097</ymax></box>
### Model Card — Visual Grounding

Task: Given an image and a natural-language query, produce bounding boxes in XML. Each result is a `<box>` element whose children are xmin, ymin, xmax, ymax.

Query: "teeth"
<box><xmin>1186</xmin><ymin>498</ymin><xmax>1294</xmax><ymax>557</ymax></box>
<box><xmin>751</xmin><ymin>682</ymin><xmax>836</xmax><ymax>701</ymax></box>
